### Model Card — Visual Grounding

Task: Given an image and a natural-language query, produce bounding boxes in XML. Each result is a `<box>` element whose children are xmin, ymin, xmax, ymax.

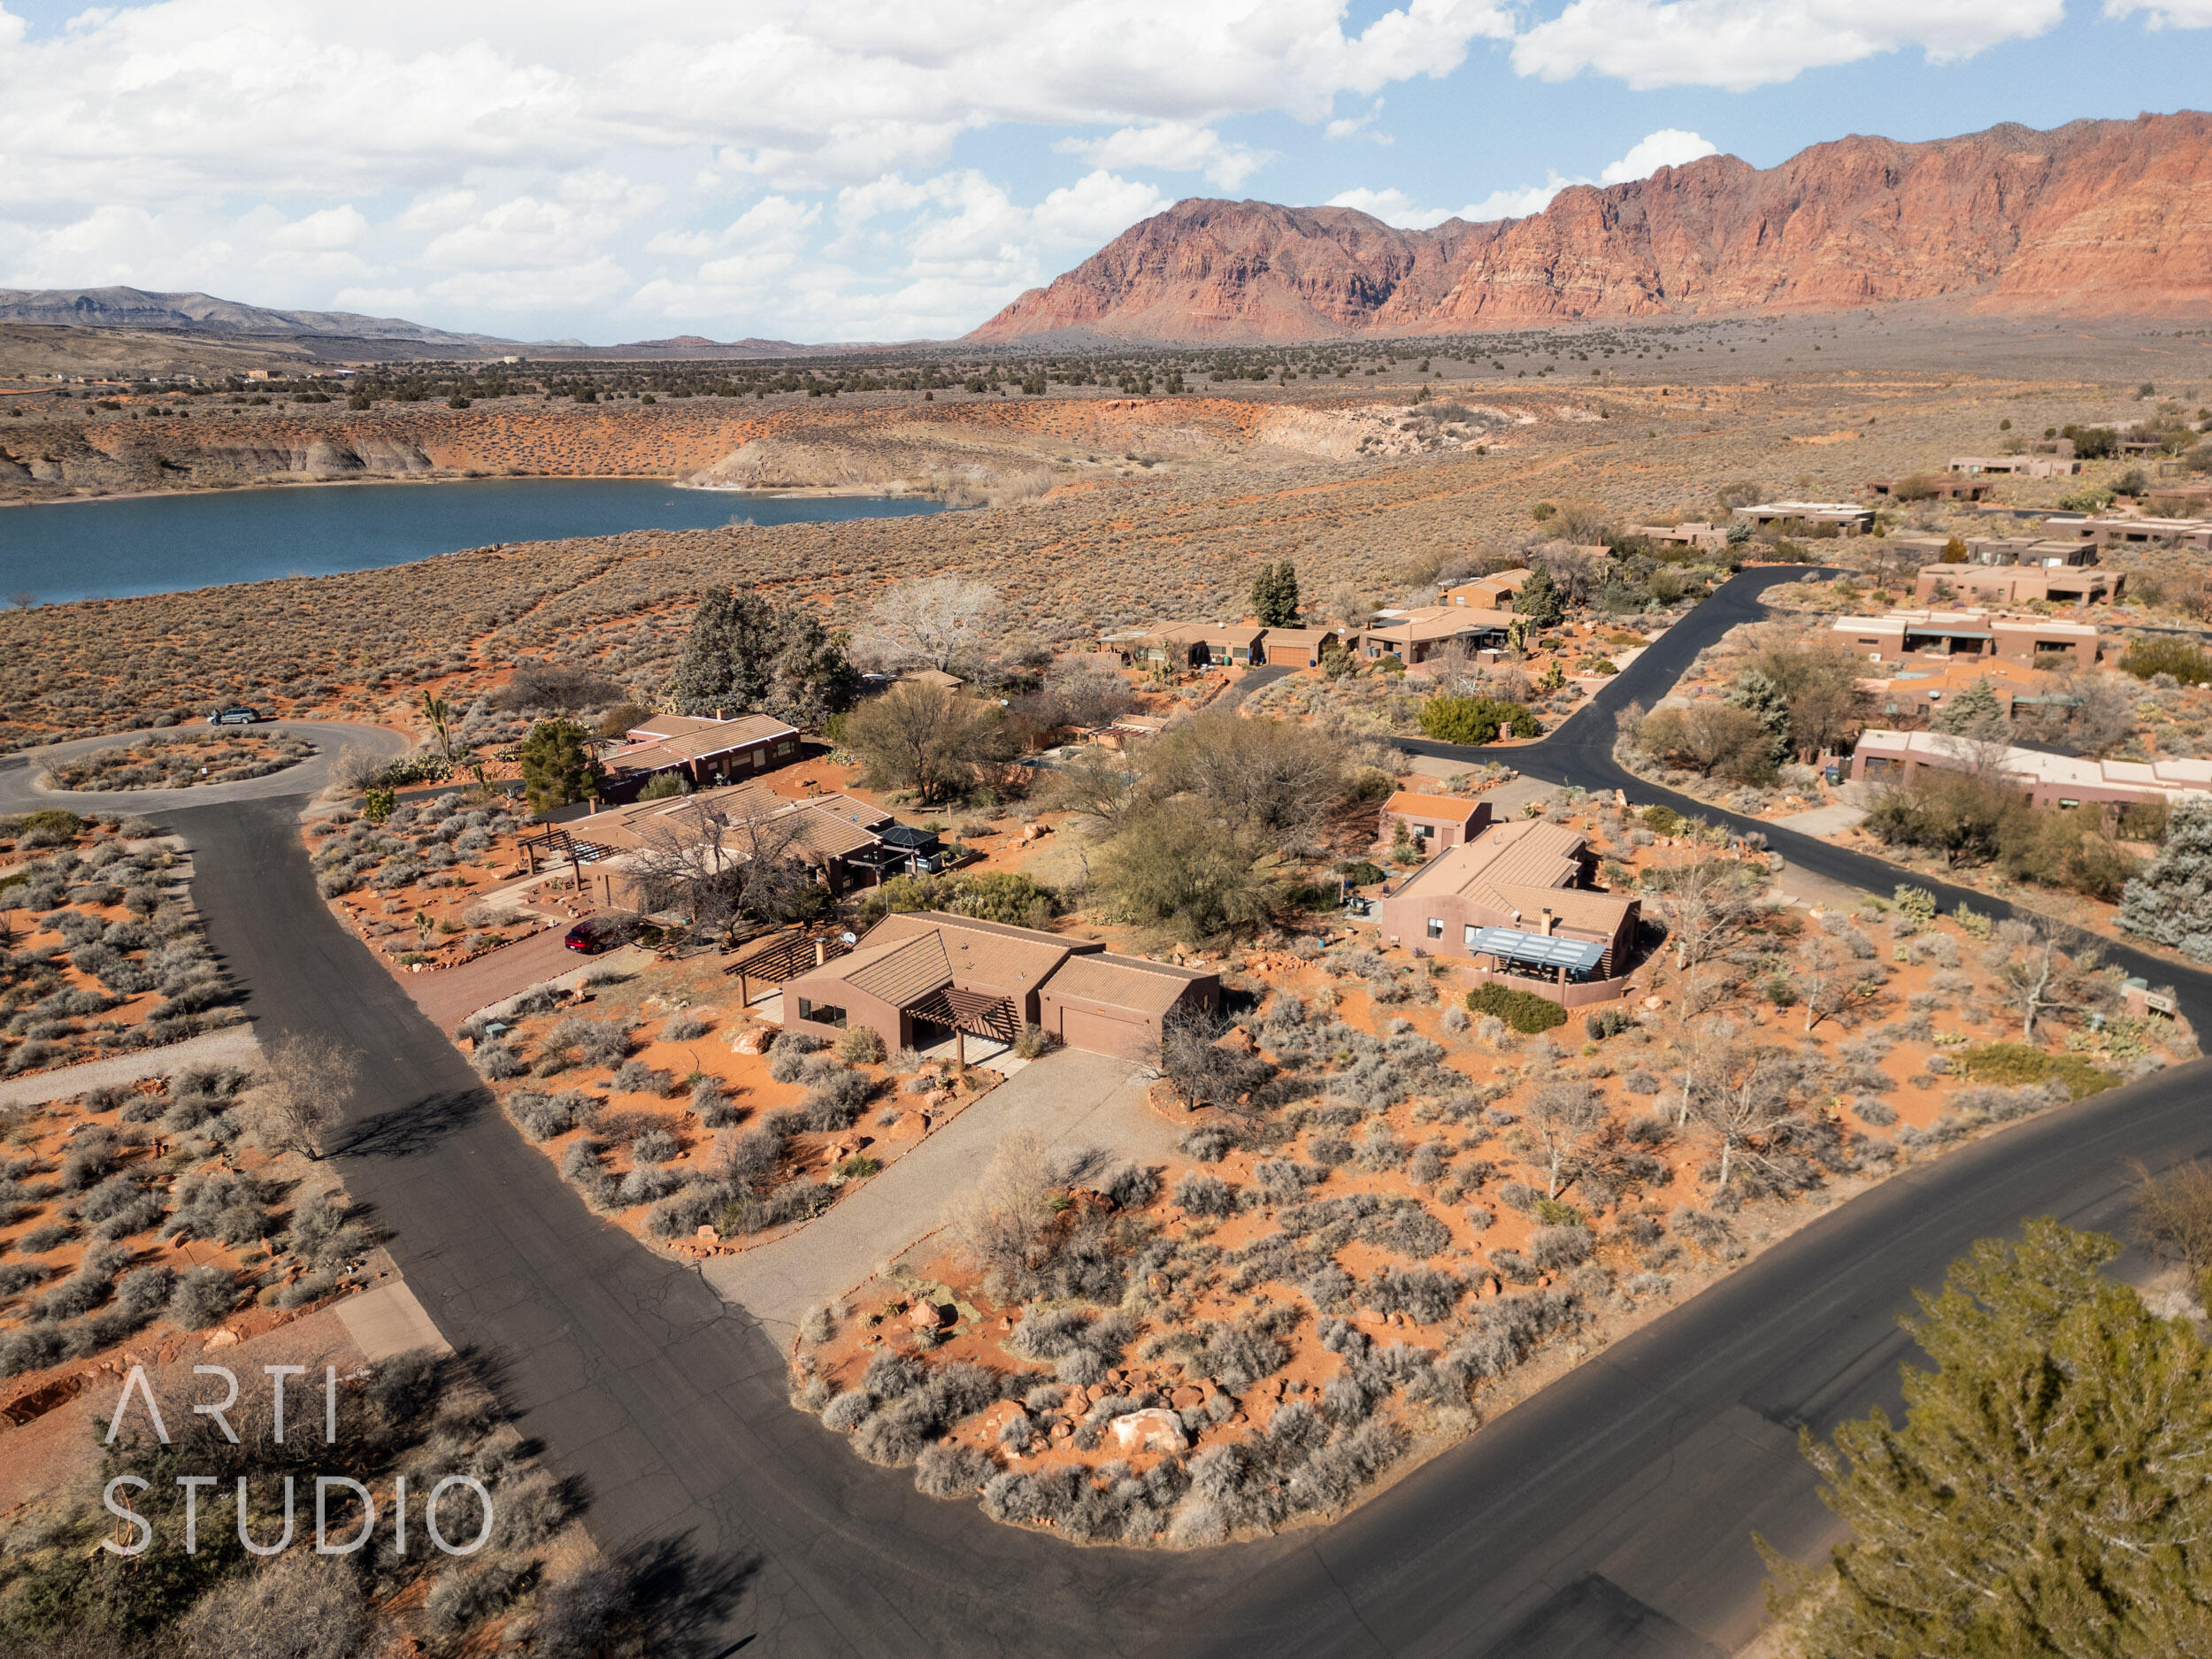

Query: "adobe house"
<box><xmin>1376</xmin><ymin>818</ymin><xmax>1640</xmax><ymax>1008</ymax></box>
<box><xmin>1850</xmin><ymin>729</ymin><xmax>2212</xmax><ymax>814</ymax></box>
<box><xmin>1830</xmin><ymin>609</ymin><xmax>2101</xmax><ymax>672</ymax></box>
<box><xmin>1355</xmin><ymin>606</ymin><xmax>1513</xmax><ymax>664</ymax></box>
<box><xmin>1378</xmin><ymin>792</ymin><xmax>1491</xmax><ymax>852</ymax></box>
<box><xmin>1126</xmin><ymin>623</ymin><xmax>1268</xmax><ymax>670</ymax></box>
<box><xmin>1855</xmin><ymin>658</ymin><xmax>2062</xmax><ymax>725</ymax></box>
<box><xmin>1910</xmin><ymin>565</ymin><xmax>2124</xmax><ymax>606</ymax></box>
<box><xmin>1946</xmin><ymin>455</ymin><xmax>2081</xmax><ymax>479</ymax></box>
<box><xmin>1442</xmin><ymin>568</ymin><xmax>1533</xmax><ymax>608</ymax></box>
<box><xmin>603</xmin><ymin>712</ymin><xmax>801</xmax><ymax>791</ymax></box>
<box><xmin>1863</xmin><ymin>476</ymin><xmax>1991</xmax><ymax>501</ymax></box>
<box><xmin>780</xmin><ymin>911</ymin><xmax>1217</xmax><ymax>1060</ymax></box>
<box><xmin>558</xmin><ymin>781</ymin><xmax>897</xmax><ymax>908</ymax></box>
<box><xmin>1260</xmin><ymin>626</ymin><xmax>1343</xmax><ymax>668</ymax></box>
<box><xmin>1730</xmin><ymin>501</ymin><xmax>1876</xmax><ymax>535</ymax></box>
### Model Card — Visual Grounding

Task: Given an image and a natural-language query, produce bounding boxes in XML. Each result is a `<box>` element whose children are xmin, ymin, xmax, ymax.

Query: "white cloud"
<box><xmin>1054</xmin><ymin>122</ymin><xmax>1273</xmax><ymax>189</ymax></box>
<box><xmin>267</xmin><ymin>204</ymin><xmax>367</xmax><ymax>250</ymax></box>
<box><xmin>2104</xmin><ymin>0</ymin><xmax>2212</xmax><ymax>24</ymax></box>
<box><xmin>1033</xmin><ymin>171</ymin><xmax>1168</xmax><ymax>246</ymax></box>
<box><xmin>1510</xmin><ymin>0</ymin><xmax>2063</xmax><ymax>91</ymax></box>
<box><xmin>1599</xmin><ymin>127</ymin><xmax>1717</xmax><ymax>182</ymax></box>
<box><xmin>1331</xmin><ymin>127</ymin><xmax>1717</xmax><ymax>228</ymax></box>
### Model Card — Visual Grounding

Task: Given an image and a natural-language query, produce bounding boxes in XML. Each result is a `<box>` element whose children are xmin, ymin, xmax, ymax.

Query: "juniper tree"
<box><xmin>2119</xmin><ymin>798</ymin><xmax>2212</xmax><ymax>961</ymax></box>
<box><xmin>1779</xmin><ymin>1220</ymin><xmax>2212</xmax><ymax>1657</ymax></box>
<box><xmin>1931</xmin><ymin>673</ymin><xmax>2006</xmax><ymax>741</ymax></box>
<box><xmin>1250</xmin><ymin>561</ymin><xmax>1301</xmax><ymax>627</ymax></box>
<box><xmin>1729</xmin><ymin>669</ymin><xmax>1793</xmax><ymax>768</ymax></box>
<box><xmin>1512</xmin><ymin>566</ymin><xmax>1565</xmax><ymax>629</ymax></box>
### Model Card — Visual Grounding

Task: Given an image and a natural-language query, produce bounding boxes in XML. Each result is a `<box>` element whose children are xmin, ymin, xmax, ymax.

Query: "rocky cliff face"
<box><xmin>972</xmin><ymin>113</ymin><xmax>2212</xmax><ymax>342</ymax></box>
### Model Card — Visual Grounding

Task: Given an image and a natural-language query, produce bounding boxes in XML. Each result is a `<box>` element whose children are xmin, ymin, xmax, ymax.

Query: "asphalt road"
<box><xmin>0</xmin><ymin>719</ymin><xmax>407</xmax><ymax>815</ymax></box>
<box><xmin>137</xmin><ymin>574</ymin><xmax>2212</xmax><ymax>1657</ymax></box>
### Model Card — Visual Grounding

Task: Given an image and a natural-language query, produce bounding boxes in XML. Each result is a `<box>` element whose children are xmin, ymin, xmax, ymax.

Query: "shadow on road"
<box><xmin>338</xmin><ymin>1083</ymin><xmax>489</xmax><ymax>1160</ymax></box>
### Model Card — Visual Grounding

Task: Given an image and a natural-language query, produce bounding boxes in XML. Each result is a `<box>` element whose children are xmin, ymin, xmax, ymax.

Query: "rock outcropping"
<box><xmin>972</xmin><ymin>113</ymin><xmax>2212</xmax><ymax>342</ymax></box>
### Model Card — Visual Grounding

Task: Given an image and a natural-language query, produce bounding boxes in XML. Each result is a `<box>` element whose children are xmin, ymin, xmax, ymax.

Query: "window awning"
<box><xmin>1902</xmin><ymin>629</ymin><xmax>1993</xmax><ymax>641</ymax></box>
<box><xmin>1465</xmin><ymin>926</ymin><xmax>1605</xmax><ymax>973</ymax></box>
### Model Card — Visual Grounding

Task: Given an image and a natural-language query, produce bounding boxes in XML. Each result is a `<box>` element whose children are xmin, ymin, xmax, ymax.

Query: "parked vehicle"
<box><xmin>208</xmin><ymin>706</ymin><xmax>260</xmax><ymax>726</ymax></box>
<box><xmin>564</xmin><ymin>916</ymin><xmax>630</xmax><ymax>955</ymax></box>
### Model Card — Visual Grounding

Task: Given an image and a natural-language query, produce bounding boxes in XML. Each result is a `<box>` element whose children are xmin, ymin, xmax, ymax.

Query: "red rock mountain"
<box><xmin>972</xmin><ymin>112</ymin><xmax>2212</xmax><ymax>342</ymax></box>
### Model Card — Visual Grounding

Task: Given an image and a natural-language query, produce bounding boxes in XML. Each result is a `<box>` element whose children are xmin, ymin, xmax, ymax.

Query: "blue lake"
<box><xmin>0</xmin><ymin>479</ymin><xmax>943</xmax><ymax>605</ymax></box>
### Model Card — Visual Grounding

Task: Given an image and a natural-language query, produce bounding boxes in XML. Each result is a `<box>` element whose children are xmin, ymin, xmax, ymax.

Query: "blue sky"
<box><xmin>0</xmin><ymin>0</ymin><xmax>2203</xmax><ymax>343</ymax></box>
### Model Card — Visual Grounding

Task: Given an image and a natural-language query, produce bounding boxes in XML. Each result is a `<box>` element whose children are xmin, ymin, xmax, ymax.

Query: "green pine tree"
<box><xmin>1513</xmin><ymin>566</ymin><xmax>1565</xmax><ymax>629</ymax></box>
<box><xmin>765</xmin><ymin>611</ymin><xmax>861</xmax><ymax>726</ymax></box>
<box><xmin>1781</xmin><ymin>1219</ymin><xmax>2212</xmax><ymax>1657</ymax></box>
<box><xmin>1932</xmin><ymin>674</ymin><xmax>2007</xmax><ymax>740</ymax></box>
<box><xmin>667</xmin><ymin>587</ymin><xmax>780</xmax><ymax>714</ymax></box>
<box><xmin>518</xmin><ymin>719</ymin><xmax>602</xmax><ymax>812</ymax></box>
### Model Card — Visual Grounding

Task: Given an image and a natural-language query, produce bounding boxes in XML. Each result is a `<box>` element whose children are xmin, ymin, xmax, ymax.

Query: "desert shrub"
<box><xmin>630</xmin><ymin>1127</ymin><xmax>681</xmax><ymax>1164</ymax></box>
<box><xmin>1172</xmin><ymin>1172</ymin><xmax>1237</xmax><ymax>1217</ymax></box>
<box><xmin>426</xmin><ymin>1557</ymin><xmax>530</xmax><ymax>1638</ymax></box>
<box><xmin>692</xmin><ymin>1078</ymin><xmax>743</xmax><ymax>1127</ymax></box>
<box><xmin>768</xmin><ymin>1031</ymin><xmax>826</xmax><ymax>1081</ymax></box>
<box><xmin>610</xmin><ymin>1058</ymin><xmax>675</xmax><ymax>1096</ymax></box>
<box><xmin>1011</xmin><ymin>1022</ymin><xmax>1056</xmax><ymax>1060</ymax></box>
<box><xmin>511</xmin><ymin>1088</ymin><xmax>596</xmax><ymax>1141</ymax></box>
<box><xmin>1361</xmin><ymin>1266</ymin><xmax>1464</xmax><ymax>1324</ymax></box>
<box><xmin>915</xmin><ymin>1440</ymin><xmax>997</xmax><ymax>1499</ymax></box>
<box><xmin>168</xmin><ymin>1263</ymin><xmax>241</xmax><ymax>1328</ymax></box>
<box><xmin>662</xmin><ymin>1009</ymin><xmax>714</xmax><ymax>1042</ymax></box>
<box><xmin>836</xmin><ymin>1025</ymin><xmax>887</xmax><ymax>1064</ymax></box>
<box><xmin>1179</xmin><ymin>1127</ymin><xmax>1235</xmax><ymax>1163</ymax></box>
<box><xmin>548</xmin><ymin>1016</ymin><xmax>632</xmax><ymax>1066</ymax></box>
<box><xmin>1466</xmin><ymin>982</ymin><xmax>1567</xmax><ymax>1033</ymax></box>
<box><xmin>472</xmin><ymin>1040</ymin><xmax>525</xmax><ymax>1080</ymax></box>
<box><xmin>1955</xmin><ymin>1043</ymin><xmax>2117</xmax><ymax>1100</ymax></box>
<box><xmin>1527</xmin><ymin>1225</ymin><xmax>1595</xmax><ymax>1270</ymax></box>
<box><xmin>1855</xmin><ymin>1097</ymin><xmax>1899</xmax><ymax>1127</ymax></box>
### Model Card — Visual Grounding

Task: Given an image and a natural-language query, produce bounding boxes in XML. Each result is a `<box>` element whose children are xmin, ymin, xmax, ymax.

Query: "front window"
<box><xmin>795</xmin><ymin>998</ymin><xmax>847</xmax><ymax>1029</ymax></box>
<box><xmin>1426</xmin><ymin>918</ymin><xmax>1443</xmax><ymax>940</ymax></box>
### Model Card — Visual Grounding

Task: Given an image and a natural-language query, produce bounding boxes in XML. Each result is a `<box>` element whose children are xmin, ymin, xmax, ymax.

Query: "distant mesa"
<box><xmin>0</xmin><ymin>285</ymin><xmax>518</xmax><ymax>349</ymax></box>
<box><xmin>971</xmin><ymin>111</ymin><xmax>2212</xmax><ymax>343</ymax></box>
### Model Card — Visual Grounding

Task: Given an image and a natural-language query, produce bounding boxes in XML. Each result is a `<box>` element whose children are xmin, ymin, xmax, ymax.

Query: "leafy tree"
<box><xmin>842</xmin><ymin>682</ymin><xmax>1011</xmax><ymax>805</ymax></box>
<box><xmin>518</xmin><ymin>719</ymin><xmax>601</xmax><ymax>812</ymax></box>
<box><xmin>1465</xmin><ymin>981</ymin><xmax>1566</xmax><ymax>1033</ymax></box>
<box><xmin>1419</xmin><ymin>695</ymin><xmax>1538</xmax><ymax>745</ymax></box>
<box><xmin>764</xmin><ymin>606</ymin><xmax>860</xmax><ymax>726</ymax></box>
<box><xmin>2120</xmin><ymin>799</ymin><xmax>2212</xmax><ymax>960</ymax></box>
<box><xmin>1863</xmin><ymin>759</ymin><xmax>2027</xmax><ymax>868</ymax></box>
<box><xmin>1632</xmin><ymin>703</ymin><xmax>1774</xmax><ymax>783</ymax></box>
<box><xmin>1744</xmin><ymin>638</ymin><xmax>1870</xmax><ymax>758</ymax></box>
<box><xmin>1137</xmin><ymin>712</ymin><xmax>1355</xmax><ymax>840</ymax></box>
<box><xmin>1096</xmin><ymin>801</ymin><xmax>1275</xmax><ymax>942</ymax></box>
<box><xmin>1778</xmin><ymin>1220</ymin><xmax>2212</xmax><ymax>1658</ymax></box>
<box><xmin>1512</xmin><ymin>566</ymin><xmax>1565</xmax><ymax>629</ymax></box>
<box><xmin>1250</xmin><ymin>560</ymin><xmax>1301</xmax><ymax>627</ymax></box>
<box><xmin>1931</xmin><ymin>673</ymin><xmax>2007</xmax><ymax>740</ymax></box>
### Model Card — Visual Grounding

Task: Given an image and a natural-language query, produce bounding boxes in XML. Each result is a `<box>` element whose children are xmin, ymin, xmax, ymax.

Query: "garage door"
<box><xmin>1057</xmin><ymin>1008</ymin><xmax>1152</xmax><ymax>1061</ymax></box>
<box><xmin>1264</xmin><ymin>645</ymin><xmax>1311</xmax><ymax>667</ymax></box>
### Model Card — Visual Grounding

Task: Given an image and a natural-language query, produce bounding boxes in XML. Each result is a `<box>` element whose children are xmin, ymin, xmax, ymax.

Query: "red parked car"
<box><xmin>564</xmin><ymin>917</ymin><xmax>628</xmax><ymax>955</ymax></box>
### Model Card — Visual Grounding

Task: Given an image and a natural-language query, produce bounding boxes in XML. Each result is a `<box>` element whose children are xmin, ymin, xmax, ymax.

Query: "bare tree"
<box><xmin>1796</xmin><ymin>933</ymin><xmax>1857</xmax><ymax>1033</ymax></box>
<box><xmin>1648</xmin><ymin>846</ymin><xmax>1755</xmax><ymax>972</ymax></box>
<box><xmin>1136</xmin><ymin>711</ymin><xmax>1353</xmax><ymax>841</ymax></box>
<box><xmin>1525</xmin><ymin>1079</ymin><xmax>1607</xmax><ymax>1199</ymax></box>
<box><xmin>852</xmin><ymin>577</ymin><xmax>998</xmax><ymax>673</ymax></box>
<box><xmin>625</xmin><ymin>796</ymin><xmax>819</xmax><ymax>940</ymax></box>
<box><xmin>250</xmin><ymin>1033</ymin><xmax>359</xmax><ymax>1161</ymax></box>
<box><xmin>2131</xmin><ymin>1159</ymin><xmax>2212</xmax><ymax>1272</ymax></box>
<box><xmin>843</xmin><ymin>681</ymin><xmax>1013</xmax><ymax>805</ymax></box>
<box><xmin>1685</xmin><ymin>1040</ymin><xmax>1795</xmax><ymax>1189</ymax></box>
<box><xmin>1983</xmin><ymin>918</ymin><xmax>2116</xmax><ymax>1041</ymax></box>
<box><xmin>1671</xmin><ymin>1014</ymin><xmax>1741</xmax><ymax>1130</ymax></box>
<box><xmin>1042</xmin><ymin>746</ymin><xmax>1138</xmax><ymax>827</ymax></box>
<box><xmin>949</xmin><ymin>1130</ymin><xmax>1057</xmax><ymax>1298</ymax></box>
<box><xmin>1148</xmin><ymin>1005</ymin><xmax>1272</xmax><ymax>1117</ymax></box>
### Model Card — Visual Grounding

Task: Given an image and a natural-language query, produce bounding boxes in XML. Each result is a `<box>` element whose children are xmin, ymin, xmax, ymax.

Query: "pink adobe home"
<box><xmin>1376</xmin><ymin>818</ymin><xmax>1640</xmax><ymax>1008</ymax></box>
<box><xmin>780</xmin><ymin>911</ymin><xmax>1219</xmax><ymax>1062</ymax></box>
<box><xmin>1378</xmin><ymin>792</ymin><xmax>1490</xmax><ymax>853</ymax></box>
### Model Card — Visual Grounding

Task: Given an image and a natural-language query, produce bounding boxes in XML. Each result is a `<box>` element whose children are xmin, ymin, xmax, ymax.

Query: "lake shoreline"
<box><xmin>0</xmin><ymin>472</ymin><xmax>942</xmax><ymax>511</ymax></box>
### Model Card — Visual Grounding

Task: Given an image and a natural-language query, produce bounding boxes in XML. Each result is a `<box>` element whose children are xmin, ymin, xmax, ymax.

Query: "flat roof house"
<box><xmin>1379</xmin><ymin>792</ymin><xmax>1491</xmax><ymax>851</ymax></box>
<box><xmin>780</xmin><ymin>911</ymin><xmax>1218</xmax><ymax>1059</ymax></box>
<box><xmin>1830</xmin><ymin>609</ymin><xmax>2101</xmax><ymax>672</ymax></box>
<box><xmin>2055</xmin><ymin>516</ymin><xmax>2212</xmax><ymax>553</ymax></box>
<box><xmin>567</xmin><ymin>781</ymin><xmax>898</xmax><ymax>907</ymax></box>
<box><xmin>1850</xmin><ymin>729</ymin><xmax>2212</xmax><ymax>812</ymax></box>
<box><xmin>1443</xmin><ymin>568</ymin><xmax>1533</xmax><ymax>609</ymax></box>
<box><xmin>603</xmin><ymin>713</ymin><xmax>801</xmax><ymax>791</ymax></box>
<box><xmin>1732</xmin><ymin>501</ymin><xmax>1876</xmax><ymax>535</ymax></box>
<box><xmin>1947</xmin><ymin>455</ymin><xmax>2081</xmax><ymax>479</ymax></box>
<box><xmin>1911</xmin><ymin>565</ymin><xmax>2124</xmax><ymax>606</ymax></box>
<box><xmin>1126</xmin><ymin>623</ymin><xmax>1269</xmax><ymax>669</ymax></box>
<box><xmin>1855</xmin><ymin>658</ymin><xmax>2062</xmax><ymax>725</ymax></box>
<box><xmin>1376</xmin><ymin>818</ymin><xmax>1640</xmax><ymax>1008</ymax></box>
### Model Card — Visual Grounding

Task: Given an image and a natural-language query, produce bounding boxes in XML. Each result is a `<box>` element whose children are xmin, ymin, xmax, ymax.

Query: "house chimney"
<box><xmin>814</xmin><ymin>939</ymin><xmax>827</xmax><ymax>966</ymax></box>
<box><xmin>1540</xmin><ymin>908</ymin><xmax>1555</xmax><ymax>936</ymax></box>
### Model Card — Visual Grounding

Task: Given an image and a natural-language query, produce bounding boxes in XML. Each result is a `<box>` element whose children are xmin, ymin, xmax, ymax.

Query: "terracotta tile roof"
<box><xmin>1044</xmin><ymin>952</ymin><xmax>1210</xmax><ymax>1018</ymax></box>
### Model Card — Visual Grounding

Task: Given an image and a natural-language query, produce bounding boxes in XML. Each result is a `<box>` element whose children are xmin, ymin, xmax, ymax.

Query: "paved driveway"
<box><xmin>704</xmin><ymin>1047</ymin><xmax>1175</xmax><ymax>1333</ymax></box>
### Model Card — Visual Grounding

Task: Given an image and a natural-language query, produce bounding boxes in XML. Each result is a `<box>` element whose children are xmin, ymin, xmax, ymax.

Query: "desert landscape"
<box><xmin>4</xmin><ymin>81</ymin><xmax>2212</xmax><ymax>1659</ymax></box>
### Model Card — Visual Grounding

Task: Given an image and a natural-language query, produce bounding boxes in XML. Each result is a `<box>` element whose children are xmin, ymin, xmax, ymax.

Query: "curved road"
<box><xmin>0</xmin><ymin>719</ymin><xmax>408</xmax><ymax>815</ymax></box>
<box><xmin>130</xmin><ymin>577</ymin><xmax>2212</xmax><ymax>1657</ymax></box>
